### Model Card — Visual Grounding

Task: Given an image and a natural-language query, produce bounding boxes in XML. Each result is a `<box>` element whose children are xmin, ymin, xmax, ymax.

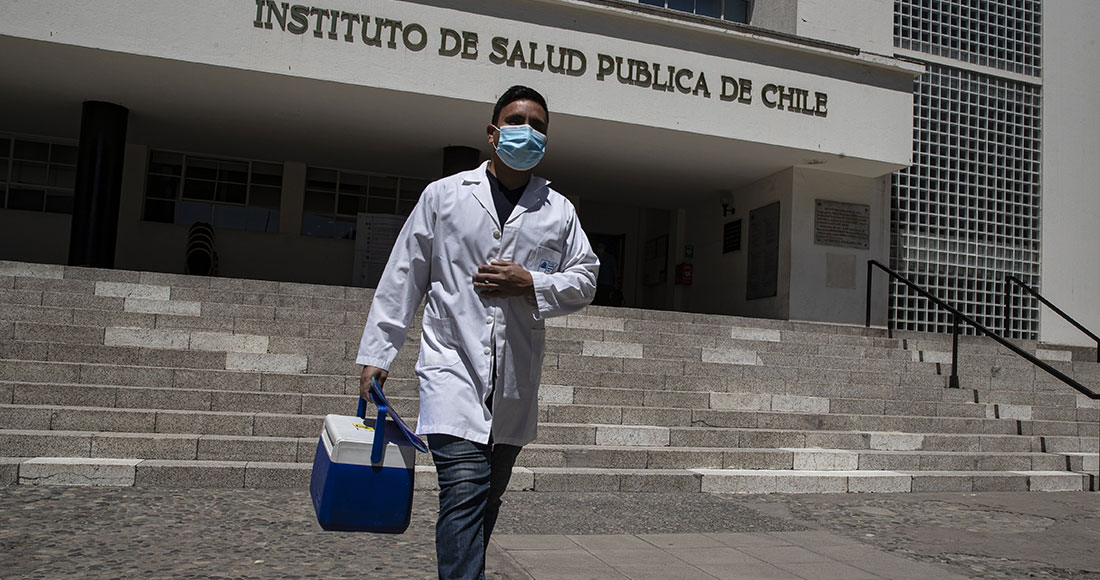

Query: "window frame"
<box><xmin>141</xmin><ymin>149</ymin><xmax>283</xmax><ymax>234</ymax></box>
<box><xmin>301</xmin><ymin>165</ymin><xmax>429</xmax><ymax>240</ymax></box>
<box><xmin>0</xmin><ymin>133</ymin><xmax>80</xmax><ymax>215</ymax></box>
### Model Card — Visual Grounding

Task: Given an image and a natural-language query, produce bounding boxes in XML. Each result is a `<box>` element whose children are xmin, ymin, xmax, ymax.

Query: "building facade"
<box><xmin>0</xmin><ymin>0</ymin><xmax>1096</xmax><ymax>345</ymax></box>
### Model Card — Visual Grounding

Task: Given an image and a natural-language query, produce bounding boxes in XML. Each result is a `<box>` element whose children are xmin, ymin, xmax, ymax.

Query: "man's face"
<box><xmin>487</xmin><ymin>99</ymin><xmax>549</xmax><ymax>149</ymax></box>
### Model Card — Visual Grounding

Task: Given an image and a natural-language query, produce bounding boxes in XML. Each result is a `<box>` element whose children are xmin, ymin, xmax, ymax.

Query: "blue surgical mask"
<box><xmin>492</xmin><ymin>124</ymin><xmax>547</xmax><ymax>171</ymax></box>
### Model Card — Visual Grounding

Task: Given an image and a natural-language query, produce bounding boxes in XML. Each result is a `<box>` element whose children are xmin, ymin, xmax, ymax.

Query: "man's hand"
<box><xmin>473</xmin><ymin>260</ymin><xmax>535</xmax><ymax>298</ymax></box>
<box><xmin>360</xmin><ymin>365</ymin><xmax>388</xmax><ymax>401</ymax></box>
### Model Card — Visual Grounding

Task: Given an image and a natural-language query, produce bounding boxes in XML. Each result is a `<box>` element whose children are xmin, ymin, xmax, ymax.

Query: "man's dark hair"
<box><xmin>491</xmin><ymin>85</ymin><xmax>549</xmax><ymax>126</ymax></box>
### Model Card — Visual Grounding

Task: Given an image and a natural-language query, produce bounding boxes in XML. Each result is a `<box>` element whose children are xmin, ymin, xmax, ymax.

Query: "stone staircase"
<box><xmin>1</xmin><ymin>260</ymin><xmax>1097</xmax><ymax>493</ymax></box>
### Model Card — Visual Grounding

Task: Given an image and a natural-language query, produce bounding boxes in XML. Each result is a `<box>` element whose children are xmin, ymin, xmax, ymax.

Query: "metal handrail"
<box><xmin>1005</xmin><ymin>274</ymin><xmax>1100</xmax><ymax>363</ymax></box>
<box><xmin>865</xmin><ymin>259</ymin><xmax>1098</xmax><ymax>400</ymax></box>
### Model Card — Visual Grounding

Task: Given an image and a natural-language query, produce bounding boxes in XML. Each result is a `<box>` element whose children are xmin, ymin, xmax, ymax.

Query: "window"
<box><xmin>639</xmin><ymin>0</ymin><xmax>749</xmax><ymax>23</ymax></box>
<box><xmin>0</xmin><ymin>135</ymin><xmax>78</xmax><ymax>214</ymax></box>
<box><xmin>302</xmin><ymin>167</ymin><xmax>429</xmax><ymax>239</ymax></box>
<box><xmin>143</xmin><ymin>150</ymin><xmax>282</xmax><ymax>233</ymax></box>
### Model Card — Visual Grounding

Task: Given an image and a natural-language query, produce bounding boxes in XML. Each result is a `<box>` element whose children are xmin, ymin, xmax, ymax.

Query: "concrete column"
<box><xmin>68</xmin><ymin>101</ymin><xmax>129</xmax><ymax>268</ymax></box>
<box><xmin>280</xmin><ymin>162</ymin><xmax>306</xmax><ymax>235</ymax></box>
<box><xmin>442</xmin><ymin>146</ymin><xmax>480</xmax><ymax>177</ymax></box>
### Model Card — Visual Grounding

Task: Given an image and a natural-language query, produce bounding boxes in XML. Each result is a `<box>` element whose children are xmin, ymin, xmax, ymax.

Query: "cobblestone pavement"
<box><xmin>743</xmin><ymin>492</ymin><xmax>1100</xmax><ymax>580</ymax></box>
<box><xmin>2</xmin><ymin>487</ymin><xmax>1098</xmax><ymax>579</ymax></box>
<box><xmin>0</xmin><ymin>488</ymin><xmax>804</xmax><ymax>579</ymax></box>
<box><xmin>0</xmin><ymin>487</ymin><xmax>441</xmax><ymax>580</ymax></box>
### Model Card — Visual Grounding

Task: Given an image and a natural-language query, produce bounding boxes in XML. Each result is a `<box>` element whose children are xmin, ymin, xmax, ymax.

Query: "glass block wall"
<box><xmin>895</xmin><ymin>0</ymin><xmax>1042</xmax><ymax>76</ymax></box>
<box><xmin>891</xmin><ymin>1</ymin><xmax>1043</xmax><ymax>338</ymax></box>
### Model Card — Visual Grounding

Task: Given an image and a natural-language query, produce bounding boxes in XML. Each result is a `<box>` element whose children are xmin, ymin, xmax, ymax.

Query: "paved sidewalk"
<box><xmin>492</xmin><ymin>492</ymin><xmax>1100</xmax><ymax>579</ymax></box>
<box><xmin>2</xmin><ymin>486</ymin><xmax>1098</xmax><ymax>579</ymax></box>
<box><xmin>491</xmin><ymin>531</ymin><xmax>965</xmax><ymax>579</ymax></box>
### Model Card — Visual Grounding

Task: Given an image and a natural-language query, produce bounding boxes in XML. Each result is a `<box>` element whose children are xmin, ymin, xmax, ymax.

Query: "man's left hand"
<box><xmin>473</xmin><ymin>260</ymin><xmax>535</xmax><ymax>298</ymax></box>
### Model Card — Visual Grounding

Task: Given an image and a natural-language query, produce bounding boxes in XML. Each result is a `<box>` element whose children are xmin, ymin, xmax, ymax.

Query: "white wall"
<box><xmin>679</xmin><ymin>169</ymin><xmax>793</xmax><ymax>319</ymax></box>
<box><xmin>787</xmin><ymin>169</ymin><xmax>890</xmax><ymax>325</ymax></box>
<box><xmin>749</xmin><ymin>0</ymin><xmax>798</xmax><ymax>35</ymax></box>
<box><xmin>794</xmin><ymin>0</ymin><xmax>895</xmax><ymax>56</ymax></box>
<box><xmin>1039</xmin><ymin>0</ymin><xmax>1100</xmax><ymax>346</ymax></box>
<box><xmin>671</xmin><ymin>166</ymin><xmax>890</xmax><ymax>324</ymax></box>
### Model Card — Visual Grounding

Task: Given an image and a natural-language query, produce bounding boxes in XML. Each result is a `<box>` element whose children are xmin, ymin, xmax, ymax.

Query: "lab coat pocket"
<box><xmin>420</xmin><ymin>314</ymin><xmax>462</xmax><ymax>368</ymax></box>
<box><xmin>529</xmin><ymin>244</ymin><xmax>563</xmax><ymax>276</ymax></box>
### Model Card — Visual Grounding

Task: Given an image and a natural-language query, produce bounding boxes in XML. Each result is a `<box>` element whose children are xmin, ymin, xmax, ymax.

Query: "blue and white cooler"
<box><xmin>310</xmin><ymin>380</ymin><xmax>427</xmax><ymax>533</ymax></box>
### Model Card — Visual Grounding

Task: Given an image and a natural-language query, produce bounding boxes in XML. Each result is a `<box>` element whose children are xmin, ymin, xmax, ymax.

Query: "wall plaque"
<box><xmin>814</xmin><ymin>199</ymin><xmax>870</xmax><ymax>249</ymax></box>
<box><xmin>747</xmin><ymin>202</ymin><xmax>780</xmax><ymax>300</ymax></box>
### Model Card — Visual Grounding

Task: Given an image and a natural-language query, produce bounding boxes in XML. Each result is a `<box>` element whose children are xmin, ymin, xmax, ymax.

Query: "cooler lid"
<box><xmin>323</xmin><ymin>414</ymin><xmax>415</xmax><ymax>468</ymax></box>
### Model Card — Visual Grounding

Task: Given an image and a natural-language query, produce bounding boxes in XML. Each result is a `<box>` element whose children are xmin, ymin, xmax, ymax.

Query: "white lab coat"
<box><xmin>356</xmin><ymin>161</ymin><xmax>598</xmax><ymax>447</ymax></box>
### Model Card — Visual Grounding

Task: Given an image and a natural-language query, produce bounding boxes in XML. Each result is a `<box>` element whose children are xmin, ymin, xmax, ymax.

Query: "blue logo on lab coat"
<box><xmin>538</xmin><ymin>260</ymin><xmax>558</xmax><ymax>274</ymax></box>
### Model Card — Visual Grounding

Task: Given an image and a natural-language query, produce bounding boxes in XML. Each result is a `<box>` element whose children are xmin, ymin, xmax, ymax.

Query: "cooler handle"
<box><xmin>356</xmin><ymin>378</ymin><xmax>391</xmax><ymax>465</ymax></box>
<box><xmin>355</xmin><ymin>395</ymin><xmax>389</xmax><ymax>465</ymax></box>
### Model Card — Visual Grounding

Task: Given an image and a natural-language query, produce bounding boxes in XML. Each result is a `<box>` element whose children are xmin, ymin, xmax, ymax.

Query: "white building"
<box><xmin>0</xmin><ymin>0</ymin><xmax>1096</xmax><ymax>346</ymax></box>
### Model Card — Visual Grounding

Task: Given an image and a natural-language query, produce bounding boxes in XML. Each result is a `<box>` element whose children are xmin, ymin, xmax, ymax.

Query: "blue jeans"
<box><xmin>428</xmin><ymin>434</ymin><xmax>522</xmax><ymax>580</ymax></box>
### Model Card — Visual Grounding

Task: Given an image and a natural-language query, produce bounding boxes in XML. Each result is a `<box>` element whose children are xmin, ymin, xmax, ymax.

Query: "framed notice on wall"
<box><xmin>814</xmin><ymin>199</ymin><xmax>870</xmax><ymax>249</ymax></box>
<box><xmin>746</xmin><ymin>202</ymin><xmax>780</xmax><ymax>300</ymax></box>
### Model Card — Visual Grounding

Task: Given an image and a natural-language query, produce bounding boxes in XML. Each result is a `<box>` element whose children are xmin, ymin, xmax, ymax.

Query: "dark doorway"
<box><xmin>589</xmin><ymin>233</ymin><xmax>625</xmax><ymax>307</ymax></box>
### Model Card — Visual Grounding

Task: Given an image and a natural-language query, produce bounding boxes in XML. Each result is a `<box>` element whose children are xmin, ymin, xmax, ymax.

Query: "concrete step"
<box><xmin>3</xmin><ymin>259</ymin><xmax>1091</xmax><ymax>362</ymax></box>
<box><xmin>546</xmin><ymin>348</ymin><xmax>936</xmax><ymax>375</ymax></box>
<box><xmin>8</xmin><ymin>353</ymin><xmax>1081</xmax><ymax>416</ymax></box>
<box><xmin>16</xmin><ymin>383</ymin><xmax>1085</xmax><ymax>444</ymax></box>
<box><xmin>0</xmin><ymin>341</ymin><xmax>954</xmax><ymax>395</ymax></box>
<box><xmin>4</xmin><ymin>293</ymin><xmax>1093</xmax><ymax>395</ymax></box>
<box><xmin>0</xmin><ymin>399</ymin><xmax>1042</xmax><ymax>440</ymax></box>
<box><xmin>552</xmin><ymin>382</ymin><xmax>981</xmax><ymax>406</ymax></box>
<box><xmin>538</xmin><ymin>423</ymin><xmax>1098</xmax><ymax>453</ymax></box>
<box><xmin>0</xmin><ymin>380</ymin><xmax>990</xmax><ymax>418</ymax></box>
<box><xmin>0</xmin><ymin>335</ymin><xmax>938</xmax><ymax>378</ymax></box>
<box><xmin>10</xmin><ymin>391</ymin><xmax>1092</xmax><ymax>453</ymax></box>
<box><xmin>0</xmin><ymin>362</ymin><xmax>373</xmax><ymax>394</ymax></box>
<box><xmin>1</xmin><ymin>405</ymin><xmax>326</xmax><ymax>438</ymax></box>
<box><xmin>0</xmin><ymin>429</ymin><xmax>313</xmax><ymax>463</ymax></box>
<box><xmin>544</xmin><ymin>324</ymin><xmax>901</xmax><ymax>350</ymax></box>
<box><xmin>3</xmin><ymin>426</ymin><xmax>1090</xmax><ymax>478</ymax></box>
<box><xmin>516</xmin><ymin>443</ymin><xmax>1084</xmax><ymax>472</ymax></box>
<box><xmin>3</xmin><ymin>382</ymin><xmax>363</xmax><ymax>411</ymax></box>
<box><xmin>0</xmin><ymin>284</ymin><xmax>376</xmax><ymax>316</ymax></box>
<box><xmin>0</xmin><ymin>330</ymin><xmax>935</xmax><ymax>378</ymax></box>
<box><xmin>4</xmin><ymin>376</ymin><xmax>1090</xmax><ymax>442</ymax></box>
<box><xmin>0</xmin><ymin>260</ymin><xmax>370</xmax><ymax>300</ymax></box>
<box><xmin>4</xmin><ymin>260</ymin><xmax>1096</xmax><ymax>496</ymax></box>
<box><xmin>4</xmin><ymin>457</ymin><xmax>1093</xmax><ymax>492</ymax></box>
<box><xmin>19</xmin><ymin>410</ymin><xmax>1088</xmax><ymax>459</ymax></box>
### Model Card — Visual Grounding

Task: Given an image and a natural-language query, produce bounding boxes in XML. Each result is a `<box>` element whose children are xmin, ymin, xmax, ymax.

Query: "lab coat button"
<box><xmin>483</xmin><ymin>347</ymin><xmax>491</xmax><ymax>355</ymax></box>
<box><xmin>493</xmin><ymin>230</ymin><xmax>501</xmax><ymax>239</ymax></box>
<box><xmin>486</xmin><ymin>316</ymin><xmax>494</xmax><ymax>324</ymax></box>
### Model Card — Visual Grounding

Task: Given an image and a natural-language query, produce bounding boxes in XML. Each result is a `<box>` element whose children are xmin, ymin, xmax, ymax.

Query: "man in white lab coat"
<box><xmin>356</xmin><ymin>85</ymin><xmax>598</xmax><ymax>580</ymax></box>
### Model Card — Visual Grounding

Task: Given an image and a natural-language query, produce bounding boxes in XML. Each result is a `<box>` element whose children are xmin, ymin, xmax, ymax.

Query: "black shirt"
<box><xmin>486</xmin><ymin>170</ymin><xmax>527</xmax><ymax>228</ymax></box>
